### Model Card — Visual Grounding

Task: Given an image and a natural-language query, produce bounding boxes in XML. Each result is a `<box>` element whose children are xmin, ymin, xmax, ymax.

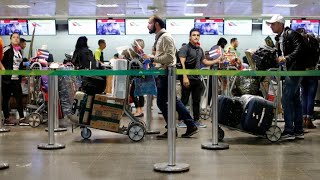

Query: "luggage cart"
<box><xmin>25</xmin><ymin>62</ymin><xmax>49</xmax><ymax>127</ymax></box>
<box><xmin>73</xmin><ymin>59</ymin><xmax>147</xmax><ymax>142</ymax></box>
<box><xmin>217</xmin><ymin>65</ymin><xmax>283</xmax><ymax>143</ymax></box>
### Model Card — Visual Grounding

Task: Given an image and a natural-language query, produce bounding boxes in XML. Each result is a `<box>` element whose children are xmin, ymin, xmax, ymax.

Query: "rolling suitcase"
<box><xmin>218</xmin><ymin>95</ymin><xmax>243</xmax><ymax>128</ymax></box>
<box><xmin>240</xmin><ymin>95</ymin><xmax>274</xmax><ymax>135</ymax></box>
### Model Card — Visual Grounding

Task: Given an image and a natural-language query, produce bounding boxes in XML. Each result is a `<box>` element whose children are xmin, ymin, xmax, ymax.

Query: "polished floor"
<box><xmin>1</xmin><ymin>107</ymin><xmax>320</xmax><ymax>180</ymax></box>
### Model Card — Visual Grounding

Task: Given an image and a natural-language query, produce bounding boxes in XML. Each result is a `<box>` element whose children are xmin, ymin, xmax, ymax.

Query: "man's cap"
<box><xmin>266</xmin><ymin>14</ymin><xmax>285</xmax><ymax>24</ymax></box>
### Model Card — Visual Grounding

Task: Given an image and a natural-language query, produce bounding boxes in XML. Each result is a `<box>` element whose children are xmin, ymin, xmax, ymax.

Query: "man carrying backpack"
<box><xmin>296</xmin><ymin>28</ymin><xmax>320</xmax><ymax>129</ymax></box>
<box><xmin>266</xmin><ymin>15</ymin><xmax>306</xmax><ymax>140</ymax></box>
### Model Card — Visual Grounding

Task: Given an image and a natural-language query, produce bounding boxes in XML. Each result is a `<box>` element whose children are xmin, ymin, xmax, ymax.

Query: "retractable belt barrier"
<box><xmin>0</xmin><ymin>69</ymin><xmax>319</xmax><ymax>76</ymax></box>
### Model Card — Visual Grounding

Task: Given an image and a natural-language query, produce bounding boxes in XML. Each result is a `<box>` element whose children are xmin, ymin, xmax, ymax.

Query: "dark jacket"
<box><xmin>2</xmin><ymin>45</ymin><xmax>27</xmax><ymax>83</ymax></box>
<box><xmin>277</xmin><ymin>27</ymin><xmax>306</xmax><ymax>70</ymax></box>
<box><xmin>71</xmin><ymin>47</ymin><xmax>95</xmax><ymax>69</ymax></box>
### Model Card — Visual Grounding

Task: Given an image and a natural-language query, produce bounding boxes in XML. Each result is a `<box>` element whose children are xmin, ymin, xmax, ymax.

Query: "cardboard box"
<box><xmin>90</xmin><ymin>94</ymin><xmax>125</xmax><ymax>132</ymax></box>
<box><xmin>105</xmin><ymin>76</ymin><xmax>113</xmax><ymax>94</ymax></box>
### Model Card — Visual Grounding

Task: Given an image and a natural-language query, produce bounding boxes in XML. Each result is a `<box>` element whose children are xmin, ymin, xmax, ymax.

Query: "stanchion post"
<box><xmin>154</xmin><ymin>66</ymin><xmax>189</xmax><ymax>172</ymax></box>
<box><xmin>0</xmin><ymin>76</ymin><xmax>10</xmax><ymax>133</ymax></box>
<box><xmin>201</xmin><ymin>73</ymin><xmax>229</xmax><ymax>150</ymax></box>
<box><xmin>0</xmin><ymin>75</ymin><xmax>9</xmax><ymax>170</ymax></box>
<box><xmin>38</xmin><ymin>65</ymin><xmax>65</xmax><ymax>150</ymax></box>
<box><xmin>145</xmin><ymin>95</ymin><xmax>160</xmax><ymax>134</ymax></box>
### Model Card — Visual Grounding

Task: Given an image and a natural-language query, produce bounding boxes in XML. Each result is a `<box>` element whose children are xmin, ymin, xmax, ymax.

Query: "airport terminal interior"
<box><xmin>1</xmin><ymin>0</ymin><xmax>320</xmax><ymax>180</ymax></box>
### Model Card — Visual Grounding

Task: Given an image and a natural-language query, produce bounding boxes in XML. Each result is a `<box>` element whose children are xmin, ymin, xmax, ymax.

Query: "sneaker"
<box><xmin>280</xmin><ymin>132</ymin><xmax>295</xmax><ymax>141</ymax></box>
<box><xmin>295</xmin><ymin>133</ymin><xmax>304</xmax><ymax>139</ymax></box>
<box><xmin>156</xmin><ymin>131</ymin><xmax>178</xmax><ymax>139</ymax></box>
<box><xmin>181</xmin><ymin>126</ymin><xmax>199</xmax><ymax>138</ymax></box>
<box><xmin>177</xmin><ymin>121</ymin><xmax>187</xmax><ymax>128</ymax></box>
<box><xmin>19</xmin><ymin>118</ymin><xmax>30</xmax><ymax>126</ymax></box>
<box><xmin>4</xmin><ymin>118</ymin><xmax>17</xmax><ymax>126</ymax></box>
<box><xmin>195</xmin><ymin>121</ymin><xmax>207</xmax><ymax>128</ymax></box>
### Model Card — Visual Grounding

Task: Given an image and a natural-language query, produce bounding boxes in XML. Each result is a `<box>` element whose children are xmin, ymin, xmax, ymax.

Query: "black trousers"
<box><xmin>180</xmin><ymin>78</ymin><xmax>203</xmax><ymax>121</ymax></box>
<box><xmin>2</xmin><ymin>80</ymin><xmax>24</xmax><ymax>119</ymax></box>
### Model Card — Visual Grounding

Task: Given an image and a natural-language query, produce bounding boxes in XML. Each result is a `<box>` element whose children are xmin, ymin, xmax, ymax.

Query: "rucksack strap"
<box><xmin>153</xmin><ymin>32</ymin><xmax>166</xmax><ymax>51</ymax></box>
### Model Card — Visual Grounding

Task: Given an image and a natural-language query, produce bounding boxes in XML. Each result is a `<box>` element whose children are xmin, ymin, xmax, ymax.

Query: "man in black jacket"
<box><xmin>267</xmin><ymin>15</ymin><xmax>305</xmax><ymax>140</ymax></box>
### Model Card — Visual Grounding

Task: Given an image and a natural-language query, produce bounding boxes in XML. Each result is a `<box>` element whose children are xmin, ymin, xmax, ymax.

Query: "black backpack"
<box><xmin>298</xmin><ymin>29</ymin><xmax>319</xmax><ymax>68</ymax></box>
<box><xmin>252</xmin><ymin>47</ymin><xmax>278</xmax><ymax>70</ymax></box>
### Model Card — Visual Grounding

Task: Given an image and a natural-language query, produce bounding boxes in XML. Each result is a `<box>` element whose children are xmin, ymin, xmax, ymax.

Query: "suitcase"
<box><xmin>218</xmin><ymin>95</ymin><xmax>243</xmax><ymax>128</ymax></box>
<box><xmin>240</xmin><ymin>95</ymin><xmax>274</xmax><ymax>135</ymax></box>
<box><xmin>68</xmin><ymin>91</ymin><xmax>94</xmax><ymax>125</ymax></box>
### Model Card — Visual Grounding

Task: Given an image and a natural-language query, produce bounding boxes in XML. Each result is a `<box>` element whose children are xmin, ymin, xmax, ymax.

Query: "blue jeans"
<box><xmin>282</xmin><ymin>76</ymin><xmax>303</xmax><ymax>134</ymax></box>
<box><xmin>301</xmin><ymin>77</ymin><xmax>318</xmax><ymax>118</ymax></box>
<box><xmin>157</xmin><ymin>76</ymin><xmax>195</xmax><ymax>128</ymax></box>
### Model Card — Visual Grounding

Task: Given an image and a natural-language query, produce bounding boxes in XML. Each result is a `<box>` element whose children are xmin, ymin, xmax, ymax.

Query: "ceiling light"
<box><xmin>96</xmin><ymin>4</ymin><xmax>118</xmax><ymax>8</ymax></box>
<box><xmin>186</xmin><ymin>4</ymin><xmax>208</xmax><ymax>7</ymax></box>
<box><xmin>107</xmin><ymin>14</ymin><xmax>125</xmax><ymax>16</ymax></box>
<box><xmin>184</xmin><ymin>13</ymin><xmax>203</xmax><ymax>16</ymax></box>
<box><xmin>8</xmin><ymin>5</ymin><xmax>30</xmax><ymax>8</ymax></box>
<box><xmin>261</xmin><ymin>13</ymin><xmax>280</xmax><ymax>17</ymax></box>
<box><xmin>275</xmin><ymin>4</ymin><xmax>298</xmax><ymax>8</ymax></box>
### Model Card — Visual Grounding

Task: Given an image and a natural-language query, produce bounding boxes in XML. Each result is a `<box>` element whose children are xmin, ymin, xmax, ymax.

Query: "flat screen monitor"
<box><xmin>28</xmin><ymin>20</ymin><xmax>56</xmax><ymax>35</ymax></box>
<box><xmin>0</xmin><ymin>19</ymin><xmax>28</xmax><ymax>35</ymax></box>
<box><xmin>68</xmin><ymin>19</ymin><xmax>96</xmax><ymax>35</ymax></box>
<box><xmin>262</xmin><ymin>20</ymin><xmax>291</xmax><ymax>35</ymax></box>
<box><xmin>194</xmin><ymin>19</ymin><xmax>224</xmax><ymax>35</ymax></box>
<box><xmin>125</xmin><ymin>19</ymin><xmax>149</xmax><ymax>35</ymax></box>
<box><xmin>291</xmin><ymin>19</ymin><xmax>319</xmax><ymax>36</ymax></box>
<box><xmin>96</xmin><ymin>19</ymin><xmax>125</xmax><ymax>35</ymax></box>
<box><xmin>224</xmin><ymin>19</ymin><xmax>252</xmax><ymax>35</ymax></box>
<box><xmin>166</xmin><ymin>19</ymin><xmax>194</xmax><ymax>34</ymax></box>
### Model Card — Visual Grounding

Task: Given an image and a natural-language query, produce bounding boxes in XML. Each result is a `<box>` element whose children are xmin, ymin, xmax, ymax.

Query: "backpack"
<box><xmin>299</xmin><ymin>31</ymin><xmax>319</xmax><ymax>68</ymax></box>
<box><xmin>285</xmin><ymin>28</ymin><xmax>320</xmax><ymax>69</ymax></box>
<box><xmin>252</xmin><ymin>47</ymin><xmax>278</xmax><ymax>70</ymax></box>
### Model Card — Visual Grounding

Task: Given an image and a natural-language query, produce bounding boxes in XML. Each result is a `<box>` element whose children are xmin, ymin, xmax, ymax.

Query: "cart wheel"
<box><xmin>81</xmin><ymin>128</ymin><xmax>92</xmax><ymax>139</ymax></box>
<box><xmin>27</xmin><ymin>113</ymin><xmax>42</xmax><ymax>128</ymax></box>
<box><xmin>200</xmin><ymin>108</ymin><xmax>211</xmax><ymax>120</ymax></box>
<box><xmin>218</xmin><ymin>126</ymin><xmax>225</xmax><ymax>141</ymax></box>
<box><xmin>266</xmin><ymin>125</ymin><xmax>282</xmax><ymax>142</ymax></box>
<box><xmin>128</xmin><ymin>123</ymin><xmax>145</xmax><ymax>142</ymax></box>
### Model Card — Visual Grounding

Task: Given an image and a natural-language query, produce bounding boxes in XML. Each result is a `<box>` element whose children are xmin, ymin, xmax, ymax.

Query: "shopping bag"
<box><xmin>134</xmin><ymin>76</ymin><xmax>157</xmax><ymax>96</ymax></box>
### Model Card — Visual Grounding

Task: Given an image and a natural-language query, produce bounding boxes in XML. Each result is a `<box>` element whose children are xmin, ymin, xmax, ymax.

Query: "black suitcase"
<box><xmin>240</xmin><ymin>95</ymin><xmax>274</xmax><ymax>135</ymax></box>
<box><xmin>218</xmin><ymin>96</ymin><xmax>243</xmax><ymax>128</ymax></box>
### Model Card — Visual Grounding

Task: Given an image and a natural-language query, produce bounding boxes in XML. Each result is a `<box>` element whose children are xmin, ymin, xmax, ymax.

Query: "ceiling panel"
<box><xmin>0</xmin><ymin>0</ymin><xmax>319</xmax><ymax>19</ymax></box>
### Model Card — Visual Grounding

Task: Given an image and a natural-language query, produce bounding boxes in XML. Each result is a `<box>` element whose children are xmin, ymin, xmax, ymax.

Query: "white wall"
<box><xmin>1</xmin><ymin>25</ymin><xmax>271</xmax><ymax>62</ymax></box>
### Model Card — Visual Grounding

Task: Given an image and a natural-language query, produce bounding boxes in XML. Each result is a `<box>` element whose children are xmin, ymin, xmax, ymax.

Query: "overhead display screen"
<box><xmin>96</xmin><ymin>19</ymin><xmax>125</xmax><ymax>35</ymax></box>
<box><xmin>291</xmin><ymin>19</ymin><xmax>319</xmax><ymax>36</ymax></box>
<box><xmin>166</xmin><ymin>19</ymin><xmax>195</xmax><ymax>34</ymax></box>
<box><xmin>0</xmin><ymin>20</ymin><xmax>28</xmax><ymax>35</ymax></box>
<box><xmin>125</xmin><ymin>19</ymin><xmax>150</xmax><ymax>35</ymax></box>
<box><xmin>224</xmin><ymin>19</ymin><xmax>252</xmax><ymax>35</ymax></box>
<box><xmin>194</xmin><ymin>19</ymin><xmax>224</xmax><ymax>35</ymax></box>
<box><xmin>28</xmin><ymin>20</ymin><xmax>56</xmax><ymax>35</ymax></box>
<box><xmin>68</xmin><ymin>19</ymin><xmax>96</xmax><ymax>35</ymax></box>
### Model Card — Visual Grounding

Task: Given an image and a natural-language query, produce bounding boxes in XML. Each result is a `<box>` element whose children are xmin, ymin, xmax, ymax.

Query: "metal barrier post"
<box><xmin>45</xmin><ymin>93</ymin><xmax>67</xmax><ymax>132</ymax></box>
<box><xmin>0</xmin><ymin>75</ymin><xmax>9</xmax><ymax>170</ymax></box>
<box><xmin>154</xmin><ymin>66</ymin><xmax>189</xmax><ymax>172</ymax></box>
<box><xmin>38</xmin><ymin>66</ymin><xmax>65</xmax><ymax>150</ymax></box>
<box><xmin>202</xmin><ymin>74</ymin><xmax>229</xmax><ymax>150</ymax></box>
<box><xmin>0</xmin><ymin>76</ymin><xmax>10</xmax><ymax>133</ymax></box>
<box><xmin>145</xmin><ymin>95</ymin><xmax>160</xmax><ymax>134</ymax></box>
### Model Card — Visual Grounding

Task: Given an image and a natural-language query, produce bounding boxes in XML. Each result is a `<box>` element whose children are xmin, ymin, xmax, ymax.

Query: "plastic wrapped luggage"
<box><xmin>252</xmin><ymin>47</ymin><xmax>278</xmax><ymax>70</ymax></box>
<box><xmin>69</xmin><ymin>91</ymin><xmax>94</xmax><ymax>125</ymax></box>
<box><xmin>240</xmin><ymin>95</ymin><xmax>274</xmax><ymax>135</ymax></box>
<box><xmin>218</xmin><ymin>95</ymin><xmax>243</xmax><ymax>128</ymax></box>
<box><xmin>110</xmin><ymin>59</ymin><xmax>128</xmax><ymax>99</ymax></box>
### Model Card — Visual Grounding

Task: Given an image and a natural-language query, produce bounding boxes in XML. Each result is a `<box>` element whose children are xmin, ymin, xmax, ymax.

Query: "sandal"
<box><xmin>134</xmin><ymin>113</ymin><xmax>144</xmax><ymax>117</ymax></box>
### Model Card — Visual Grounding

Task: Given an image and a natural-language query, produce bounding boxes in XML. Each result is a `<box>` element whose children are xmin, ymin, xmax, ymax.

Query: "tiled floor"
<box><xmin>1</xmin><ymin>108</ymin><xmax>320</xmax><ymax>180</ymax></box>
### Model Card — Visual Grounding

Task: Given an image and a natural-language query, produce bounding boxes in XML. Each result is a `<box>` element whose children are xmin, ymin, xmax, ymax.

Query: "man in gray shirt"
<box><xmin>143</xmin><ymin>15</ymin><xmax>199</xmax><ymax>139</ymax></box>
